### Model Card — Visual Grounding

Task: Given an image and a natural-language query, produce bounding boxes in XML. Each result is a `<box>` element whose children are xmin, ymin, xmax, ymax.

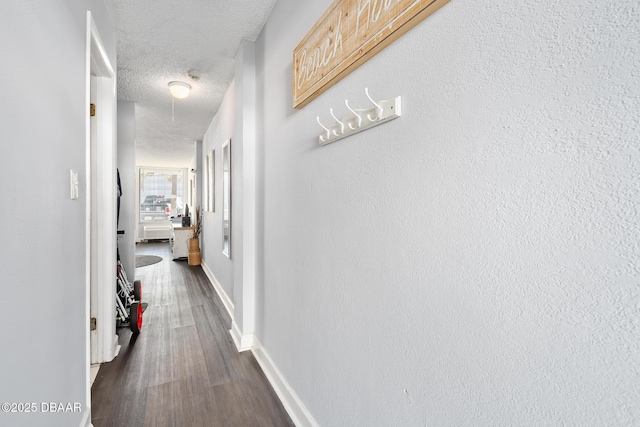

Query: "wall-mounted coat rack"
<box><xmin>316</xmin><ymin>88</ymin><xmax>402</xmax><ymax>146</ymax></box>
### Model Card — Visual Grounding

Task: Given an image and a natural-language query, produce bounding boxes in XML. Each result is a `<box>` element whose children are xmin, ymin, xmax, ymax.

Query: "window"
<box><xmin>139</xmin><ymin>168</ymin><xmax>185</xmax><ymax>222</ymax></box>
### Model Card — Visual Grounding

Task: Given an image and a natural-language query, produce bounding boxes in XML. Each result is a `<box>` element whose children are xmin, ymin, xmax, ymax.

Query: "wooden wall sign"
<box><xmin>293</xmin><ymin>0</ymin><xmax>449</xmax><ymax>109</ymax></box>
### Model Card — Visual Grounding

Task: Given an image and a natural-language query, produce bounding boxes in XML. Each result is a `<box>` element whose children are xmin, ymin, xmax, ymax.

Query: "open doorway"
<box><xmin>87</xmin><ymin>11</ymin><xmax>119</xmax><ymax>389</ymax></box>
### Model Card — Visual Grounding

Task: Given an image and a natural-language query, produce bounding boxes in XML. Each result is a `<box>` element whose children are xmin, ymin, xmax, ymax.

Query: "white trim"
<box><xmin>84</xmin><ymin>11</ymin><xmax>92</xmax><ymax>417</ymax></box>
<box><xmin>112</xmin><ymin>336</ymin><xmax>121</xmax><ymax>359</ymax></box>
<box><xmin>200</xmin><ymin>262</ymin><xmax>255</xmax><ymax>352</ymax></box>
<box><xmin>230</xmin><ymin>321</ymin><xmax>254</xmax><ymax>352</ymax></box>
<box><xmin>85</xmin><ymin>12</ymin><xmax>117</xmax><ymax>425</ymax></box>
<box><xmin>79</xmin><ymin>406</ymin><xmax>92</xmax><ymax>427</ymax></box>
<box><xmin>201</xmin><ymin>261</ymin><xmax>234</xmax><ymax>318</ymax></box>
<box><xmin>90</xmin><ymin>364</ymin><xmax>100</xmax><ymax>387</ymax></box>
<box><xmin>200</xmin><ymin>262</ymin><xmax>315</xmax><ymax>425</ymax></box>
<box><xmin>252</xmin><ymin>337</ymin><xmax>319</xmax><ymax>427</ymax></box>
<box><xmin>87</xmin><ymin>11</ymin><xmax>117</xmax><ymax>366</ymax></box>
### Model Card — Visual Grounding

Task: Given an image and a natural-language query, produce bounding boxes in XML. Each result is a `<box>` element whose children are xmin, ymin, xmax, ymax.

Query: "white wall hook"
<box><xmin>365</xmin><ymin>87</ymin><xmax>383</xmax><ymax>121</ymax></box>
<box><xmin>329</xmin><ymin>108</ymin><xmax>344</xmax><ymax>135</ymax></box>
<box><xmin>316</xmin><ymin>91</ymin><xmax>402</xmax><ymax>146</ymax></box>
<box><xmin>345</xmin><ymin>99</ymin><xmax>361</xmax><ymax>129</ymax></box>
<box><xmin>316</xmin><ymin>116</ymin><xmax>330</xmax><ymax>142</ymax></box>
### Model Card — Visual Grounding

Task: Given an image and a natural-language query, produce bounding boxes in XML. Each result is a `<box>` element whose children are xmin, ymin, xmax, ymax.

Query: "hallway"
<box><xmin>91</xmin><ymin>242</ymin><xmax>294</xmax><ymax>427</ymax></box>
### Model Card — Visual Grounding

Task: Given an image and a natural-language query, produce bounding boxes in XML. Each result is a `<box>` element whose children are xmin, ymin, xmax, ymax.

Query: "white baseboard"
<box><xmin>200</xmin><ymin>263</ymin><xmax>253</xmax><ymax>353</ymax></box>
<box><xmin>90</xmin><ymin>364</ymin><xmax>100</xmax><ymax>385</ymax></box>
<box><xmin>251</xmin><ymin>337</ymin><xmax>319</xmax><ymax>427</ymax></box>
<box><xmin>201</xmin><ymin>261</ymin><xmax>234</xmax><ymax>318</ymax></box>
<box><xmin>199</xmin><ymin>264</ymin><xmax>315</xmax><ymax>426</ymax></box>
<box><xmin>112</xmin><ymin>335</ymin><xmax>121</xmax><ymax>359</ymax></box>
<box><xmin>230</xmin><ymin>321</ymin><xmax>254</xmax><ymax>352</ymax></box>
<box><xmin>79</xmin><ymin>406</ymin><xmax>92</xmax><ymax>427</ymax></box>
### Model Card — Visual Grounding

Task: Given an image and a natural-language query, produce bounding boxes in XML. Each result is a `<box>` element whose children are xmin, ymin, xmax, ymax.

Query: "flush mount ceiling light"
<box><xmin>168</xmin><ymin>81</ymin><xmax>191</xmax><ymax>99</ymax></box>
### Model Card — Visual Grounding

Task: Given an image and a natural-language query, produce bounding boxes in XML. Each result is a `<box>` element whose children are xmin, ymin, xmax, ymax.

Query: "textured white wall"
<box><xmin>203</xmin><ymin>40</ymin><xmax>258</xmax><ymax>344</ymax></box>
<box><xmin>254</xmin><ymin>0</ymin><xmax>640</xmax><ymax>425</ymax></box>
<box><xmin>0</xmin><ymin>1</ymin><xmax>116</xmax><ymax>426</ymax></box>
<box><xmin>202</xmin><ymin>80</ymin><xmax>235</xmax><ymax>300</ymax></box>
<box><xmin>117</xmin><ymin>101</ymin><xmax>136</xmax><ymax>277</ymax></box>
<box><xmin>232</xmin><ymin>40</ymin><xmax>258</xmax><ymax>338</ymax></box>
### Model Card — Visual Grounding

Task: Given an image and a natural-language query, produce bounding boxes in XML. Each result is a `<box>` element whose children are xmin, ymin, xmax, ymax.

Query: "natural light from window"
<box><xmin>139</xmin><ymin>168</ymin><xmax>185</xmax><ymax>222</ymax></box>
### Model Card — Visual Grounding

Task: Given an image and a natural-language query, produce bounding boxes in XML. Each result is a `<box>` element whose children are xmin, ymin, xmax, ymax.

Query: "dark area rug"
<box><xmin>135</xmin><ymin>255</ymin><xmax>162</xmax><ymax>268</ymax></box>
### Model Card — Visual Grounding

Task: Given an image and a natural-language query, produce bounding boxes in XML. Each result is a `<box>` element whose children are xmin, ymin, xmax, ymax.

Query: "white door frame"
<box><xmin>86</xmin><ymin>10</ymin><xmax>119</xmax><ymax>397</ymax></box>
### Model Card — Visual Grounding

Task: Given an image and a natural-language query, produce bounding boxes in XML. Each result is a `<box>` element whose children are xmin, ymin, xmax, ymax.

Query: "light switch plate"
<box><xmin>70</xmin><ymin>169</ymin><xmax>79</xmax><ymax>200</ymax></box>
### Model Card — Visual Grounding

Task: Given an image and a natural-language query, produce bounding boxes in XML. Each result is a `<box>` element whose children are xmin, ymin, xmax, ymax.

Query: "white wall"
<box><xmin>117</xmin><ymin>101</ymin><xmax>136</xmax><ymax>277</ymax></box>
<box><xmin>0</xmin><ymin>1</ymin><xmax>115</xmax><ymax>426</ymax></box>
<box><xmin>202</xmin><ymin>80</ymin><xmax>236</xmax><ymax>301</ymax></box>
<box><xmin>201</xmin><ymin>41</ymin><xmax>259</xmax><ymax>348</ymax></box>
<box><xmin>252</xmin><ymin>0</ymin><xmax>640</xmax><ymax>425</ymax></box>
<box><xmin>232</xmin><ymin>40</ymin><xmax>258</xmax><ymax>344</ymax></box>
<box><xmin>194</xmin><ymin>140</ymin><xmax>202</xmax><ymax>211</ymax></box>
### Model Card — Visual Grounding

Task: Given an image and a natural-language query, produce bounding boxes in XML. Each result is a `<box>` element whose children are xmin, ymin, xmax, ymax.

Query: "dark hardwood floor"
<box><xmin>92</xmin><ymin>242</ymin><xmax>294</xmax><ymax>427</ymax></box>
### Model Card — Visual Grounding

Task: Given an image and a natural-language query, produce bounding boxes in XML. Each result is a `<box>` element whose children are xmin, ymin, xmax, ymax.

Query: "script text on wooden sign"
<box><xmin>293</xmin><ymin>0</ymin><xmax>449</xmax><ymax>109</ymax></box>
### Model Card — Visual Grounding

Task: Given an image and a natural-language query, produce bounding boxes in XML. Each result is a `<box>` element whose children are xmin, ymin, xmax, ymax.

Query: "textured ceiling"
<box><xmin>105</xmin><ymin>0</ymin><xmax>278</xmax><ymax>167</ymax></box>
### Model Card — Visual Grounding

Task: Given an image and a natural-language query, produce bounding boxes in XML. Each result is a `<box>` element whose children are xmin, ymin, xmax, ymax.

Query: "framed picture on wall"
<box><xmin>209</xmin><ymin>149</ymin><xmax>215</xmax><ymax>212</ymax></box>
<box><xmin>204</xmin><ymin>154</ymin><xmax>210</xmax><ymax>211</ymax></box>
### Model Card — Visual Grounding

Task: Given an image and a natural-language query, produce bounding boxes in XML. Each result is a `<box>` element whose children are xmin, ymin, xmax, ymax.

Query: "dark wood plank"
<box><xmin>143</xmin><ymin>380</ymin><xmax>180</xmax><ymax>427</ymax></box>
<box><xmin>91</xmin><ymin>242</ymin><xmax>294</xmax><ymax>427</ymax></box>
<box><xmin>175</xmin><ymin>376</ymin><xmax>220</xmax><ymax>427</ymax></box>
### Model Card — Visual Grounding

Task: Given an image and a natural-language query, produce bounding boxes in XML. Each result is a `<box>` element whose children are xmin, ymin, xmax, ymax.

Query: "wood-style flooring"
<box><xmin>91</xmin><ymin>242</ymin><xmax>294</xmax><ymax>427</ymax></box>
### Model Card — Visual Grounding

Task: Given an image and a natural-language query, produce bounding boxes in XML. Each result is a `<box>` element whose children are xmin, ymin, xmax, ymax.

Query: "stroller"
<box><xmin>115</xmin><ymin>169</ymin><xmax>143</xmax><ymax>334</ymax></box>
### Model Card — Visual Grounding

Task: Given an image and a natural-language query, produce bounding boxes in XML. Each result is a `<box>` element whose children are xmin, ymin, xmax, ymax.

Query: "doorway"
<box><xmin>87</xmin><ymin>11</ymin><xmax>119</xmax><ymax>377</ymax></box>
